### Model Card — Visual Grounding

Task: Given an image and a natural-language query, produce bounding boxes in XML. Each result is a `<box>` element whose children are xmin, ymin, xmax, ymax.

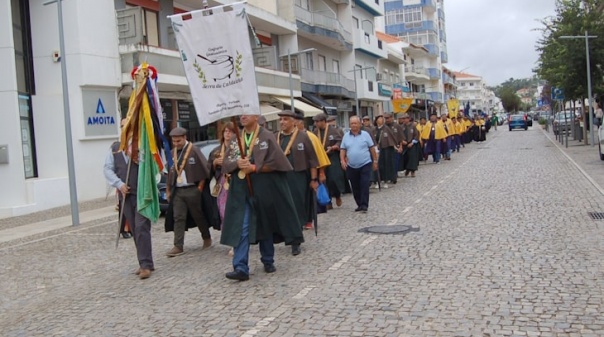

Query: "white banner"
<box><xmin>169</xmin><ymin>2</ymin><xmax>259</xmax><ymax>126</ymax></box>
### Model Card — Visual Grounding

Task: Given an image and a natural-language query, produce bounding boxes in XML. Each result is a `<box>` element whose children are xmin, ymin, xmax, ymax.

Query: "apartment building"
<box><xmin>0</xmin><ymin>0</ymin><xmax>318</xmax><ymax>217</ymax></box>
<box><xmin>376</xmin><ymin>32</ymin><xmax>407</xmax><ymax>114</ymax></box>
<box><xmin>454</xmin><ymin>72</ymin><xmax>492</xmax><ymax>116</ymax></box>
<box><xmin>384</xmin><ymin>0</ymin><xmax>447</xmax><ymax>112</ymax></box>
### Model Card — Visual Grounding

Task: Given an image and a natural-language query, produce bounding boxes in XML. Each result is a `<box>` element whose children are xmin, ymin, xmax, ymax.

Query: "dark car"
<box><xmin>509</xmin><ymin>114</ymin><xmax>528</xmax><ymax>131</ymax></box>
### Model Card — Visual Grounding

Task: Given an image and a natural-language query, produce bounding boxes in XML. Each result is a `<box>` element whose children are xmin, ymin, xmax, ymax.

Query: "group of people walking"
<box><xmin>104</xmin><ymin>110</ymin><xmax>490</xmax><ymax>281</ymax></box>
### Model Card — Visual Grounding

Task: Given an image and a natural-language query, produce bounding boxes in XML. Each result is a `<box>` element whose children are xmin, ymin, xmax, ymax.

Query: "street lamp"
<box><xmin>44</xmin><ymin>0</ymin><xmax>79</xmax><ymax>226</ymax></box>
<box><xmin>280</xmin><ymin>48</ymin><xmax>316</xmax><ymax>112</ymax></box>
<box><xmin>559</xmin><ymin>1</ymin><xmax>597</xmax><ymax>146</ymax></box>
<box><xmin>348</xmin><ymin>66</ymin><xmax>375</xmax><ymax>118</ymax></box>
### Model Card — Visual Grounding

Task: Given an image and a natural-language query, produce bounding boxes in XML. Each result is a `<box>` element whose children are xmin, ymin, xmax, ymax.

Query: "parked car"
<box><xmin>508</xmin><ymin>114</ymin><xmax>528</xmax><ymax>131</ymax></box>
<box><xmin>553</xmin><ymin>111</ymin><xmax>575</xmax><ymax>135</ymax></box>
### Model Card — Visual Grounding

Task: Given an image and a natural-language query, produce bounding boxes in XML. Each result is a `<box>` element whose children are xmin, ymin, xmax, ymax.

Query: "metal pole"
<box><xmin>586</xmin><ymin>29</ymin><xmax>595</xmax><ymax>146</ymax></box>
<box><xmin>56</xmin><ymin>0</ymin><xmax>80</xmax><ymax>226</ymax></box>
<box><xmin>354</xmin><ymin>70</ymin><xmax>359</xmax><ymax>116</ymax></box>
<box><xmin>288</xmin><ymin>49</ymin><xmax>294</xmax><ymax>112</ymax></box>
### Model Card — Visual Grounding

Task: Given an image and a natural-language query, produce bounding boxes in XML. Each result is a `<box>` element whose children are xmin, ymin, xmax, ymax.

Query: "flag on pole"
<box><xmin>169</xmin><ymin>2</ymin><xmax>260</xmax><ymax>126</ymax></box>
<box><xmin>447</xmin><ymin>98</ymin><xmax>459</xmax><ymax>118</ymax></box>
<box><xmin>120</xmin><ymin>63</ymin><xmax>164</xmax><ymax>222</ymax></box>
<box><xmin>392</xmin><ymin>98</ymin><xmax>414</xmax><ymax>113</ymax></box>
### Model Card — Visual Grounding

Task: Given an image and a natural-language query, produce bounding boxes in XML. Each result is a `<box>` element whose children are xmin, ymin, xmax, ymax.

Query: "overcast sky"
<box><xmin>445</xmin><ymin>0</ymin><xmax>557</xmax><ymax>86</ymax></box>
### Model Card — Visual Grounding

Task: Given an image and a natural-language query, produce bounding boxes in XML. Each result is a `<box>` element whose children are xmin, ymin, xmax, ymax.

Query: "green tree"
<box><xmin>499</xmin><ymin>87</ymin><xmax>522</xmax><ymax>112</ymax></box>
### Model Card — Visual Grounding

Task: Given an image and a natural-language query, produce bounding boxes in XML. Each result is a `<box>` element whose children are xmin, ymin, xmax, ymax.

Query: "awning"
<box><xmin>302</xmin><ymin>93</ymin><xmax>338</xmax><ymax>115</ymax></box>
<box><xmin>260</xmin><ymin>103</ymin><xmax>282</xmax><ymax>122</ymax></box>
<box><xmin>271</xmin><ymin>96</ymin><xmax>322</xmax><ymax>117</ymax></box>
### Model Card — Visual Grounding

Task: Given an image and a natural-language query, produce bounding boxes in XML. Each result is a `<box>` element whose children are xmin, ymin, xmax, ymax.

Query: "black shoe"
<box><xmin>354</xmin><ymin>207</ymin><xmax>362</xmax><ymax>212</ymax></box>
<box><xmin>225</xmin><ymin>270</ymin><xmax>249</xmax><ymax>281</ymax></box>
<box><xmin>264</xmin><ymin>264</ymin><xmax>276</xmax><ymax>273</ymax></box>
<box><xmin>121</xmin><ymin>232</ymin><xmax>132</xmax><ymax>239</ymax></box>
<box><xmin>361</xmin><ymin>207</ymin><xmax>368</xmax><ymax>213</ymax></box>
<box><xmin>291</xmin><ymin>244</ymin><xmax>301</xmax><ymax>256</ymax></box>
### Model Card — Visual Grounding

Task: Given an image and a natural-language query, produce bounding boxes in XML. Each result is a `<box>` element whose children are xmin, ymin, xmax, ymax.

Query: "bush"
<box><xmin>538</xmin><ymin>117</ymin><xmax>547</xmax><ymax>125</ymax></box>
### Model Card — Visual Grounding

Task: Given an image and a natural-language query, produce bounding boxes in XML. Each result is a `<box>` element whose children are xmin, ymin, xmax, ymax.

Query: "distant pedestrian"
<box><xmin>340</xmin><ymin>116</ymin><xmax>378</xmax><ymax>213</ymax></box>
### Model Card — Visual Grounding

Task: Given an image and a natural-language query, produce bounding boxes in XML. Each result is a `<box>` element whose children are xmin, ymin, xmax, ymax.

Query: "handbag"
<box><xmin>210</xmin><ymin>176</ymin><xmax>221</xmax><ymax>197</ymax></box>
<box><xmin>316</xmin><ymin>183</ymin><xmax>330</xmax><ymax>206</ymax></box>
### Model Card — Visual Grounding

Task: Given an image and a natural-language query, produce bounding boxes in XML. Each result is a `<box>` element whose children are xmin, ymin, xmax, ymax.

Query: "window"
<box><xmin>143</xmin><ymin>9</ymin><xmax>159</xmax><ymax>46</ymax></box>
<box><xmin>353</xmin><ymin>16</ymin><xmax>359</xmax><ymax>29</ymax></box>
<box><xmin>469</xmin><ymin>82</ymin><xmax>474</xmax><ymax>86</ymax></box>
<box><xmin>318</xmin><ymin>55</ymin><xmax>326</xmax><ymax>72</ymax></box>
<box><xmin>355</xmin><ymin>64</ymin><xmax>363</xmax><ymax>79</ymax></box>
<box><xmin>304</xmin><ymin>51</ymin><xmax>313</xmax><ymax>70</ymax></box>
<box><xmin>332</xmin><ymin>60</ymin><xmax>340</xmax><ymax>74</ymax></box>
<box><xmin>12</xmin><ymin>0</ymin><xmax>37</xmax><ymax>178</ymax></box>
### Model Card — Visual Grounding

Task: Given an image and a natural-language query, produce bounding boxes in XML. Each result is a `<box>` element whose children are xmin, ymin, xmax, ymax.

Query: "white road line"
<box><xmin>402</xmin><ymin>206</ymin><xmax>412</xmax><ymax>213</ymax></box>
<box><xmin>328</xmin><ymin>255</ymin><xmax>352</xmax><ymax>271</ymax></box>
<box><xmin>431</xmin><ymin>185</ymin><xmax>438</xmax><ymax>190</ymax></box>
<box><xmin>423</xmin><ymin>191</ymin><xmax>431</xmax><ymax>197</ymax></box>
<box><xmin>415</xmin><ymin>198</ymin><xmax>422</xmax><ymax>204</ymax></box>
<box><xmin>292</xmin><ymin>286</ymin><xmax>316</xmax><ymax>299</ymax></box>
<box><xmin>545</xmin><ymin>130</ymin><xmax>604</xmax><ymax>196</ymax></box>
<box><xmin>438</xmin><ymin>180</ymin><xmax>445</xmax><ymax>184</ymax></box>
<box><xmin>241</xmin><ymin>306</ymin><xmax>289</xmax><ymax>337</ymax></box>
<box><xmin>360</xmin><ymin>236</ymin><xmax>377</xmax><ymax>247</ymax></box>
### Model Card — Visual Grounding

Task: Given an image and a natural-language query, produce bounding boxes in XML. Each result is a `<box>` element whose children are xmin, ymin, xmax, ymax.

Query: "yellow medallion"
<box><xmin>177</xmin><ymin>176</ymin><xmax>183</xmax><ymax>184</ymax></box>
<box><xmin>237</xmin><ymin>170</ymin><xmax>246</xmax><ymax>180</ymax></box>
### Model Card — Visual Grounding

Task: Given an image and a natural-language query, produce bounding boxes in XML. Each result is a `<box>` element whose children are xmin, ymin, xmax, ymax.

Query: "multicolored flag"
<box><xmin>120</xmin><ymin>63</ymin><xmax>164</xmax><ymax>222</ymax></box>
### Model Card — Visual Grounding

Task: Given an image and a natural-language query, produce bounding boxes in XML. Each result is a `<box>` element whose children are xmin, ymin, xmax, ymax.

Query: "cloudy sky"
<box><xmin>445</xmin><ymin>0</ymin><xmax>558</xmax><ymax>86</ymax></box>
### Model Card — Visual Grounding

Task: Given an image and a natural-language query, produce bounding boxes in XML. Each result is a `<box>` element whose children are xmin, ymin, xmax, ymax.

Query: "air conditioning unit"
<box><xmin>376</xmin><ymin>74</ymin><xmax>383</xmax><ymax>81</ymax></box>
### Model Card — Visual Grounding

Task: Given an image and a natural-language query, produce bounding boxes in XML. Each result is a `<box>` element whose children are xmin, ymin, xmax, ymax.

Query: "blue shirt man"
<box><xmin>340</xmin><ymin>116</ymin><xmax>378</xmax><ymax>212</ymax></box>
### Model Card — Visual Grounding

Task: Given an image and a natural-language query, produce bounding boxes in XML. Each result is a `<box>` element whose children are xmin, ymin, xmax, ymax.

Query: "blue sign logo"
<box><xmin>551</xmin><ymin>87</ymin><xmax>564</xmax><ymax>100</ymax></box>
<box><xmin>88</xmin><ymin>98</ymin><xmax>115</xmax><ymax>125</ymax></box>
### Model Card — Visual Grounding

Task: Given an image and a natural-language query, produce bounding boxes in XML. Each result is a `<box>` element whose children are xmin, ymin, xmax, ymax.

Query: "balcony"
<box><xmin>353</xmin><ymin>28</ymin><xmax>388</xmax><ymax>59</ymax></box>
<box><xmin>386</xmin><ymin>20</ymin><xmax>436</xmax><ymax>35</ymax></box>
<box><xmin>404</xmin><ymin>66</ymin><xmax>429</xmax><ymax>81</ymax></box>
<box><xmin>354</xmin><ymin>0</ymin><xmax>384</xmax><ymax>17</ymax></box>
<box><xmin>441</xmin><ymin>51</ymin><xmax>448</xmax><ymax>63</ymax></box>
<box><xmin>356</xmin><ymin>78</ymin><xmax>387</xmax><ymax>101</ymax></box>
<box><xmin>428</xmin><ymin>91</ymin><xmax>443</xmax><ymax>102</ymax></box>
<box><xmin>294</xmin><ymin>5</ymin><xmax>353</xmax><ymax>51</ymax></box>
<box><xmin>421</xmin><ymin>0</ymin><xmax>436</xmax><ymax>13</ymax></box>
<box><xmin>438</xmin><ymin>8</ymin><xmax>445</xmax><ymax>20</ymax></box>
<box><xmin>117</xmin><ymin>10</ymin><xmax>296</xmax><ymax>96</ymax></box>
<box><xmin>424</xmin><ymin>44</ymin><xmax>439</xmax><ymax>57</ymax></box>
<box><xmin>299</xmin><ymin>67</ymin><xmax>355</xmax><ymax>98</ymax></box>
<box><xmin>427</xmin><ymin>68</ymin><xmax>441</xmax><ymax>80</ymax></box>
<box><xmin>442</xmin><ymin>72</ymin><xmax>456</xmax><ymax>86</ymax></box>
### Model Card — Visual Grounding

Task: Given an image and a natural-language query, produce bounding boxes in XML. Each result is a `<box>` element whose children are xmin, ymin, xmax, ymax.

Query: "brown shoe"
<box><xmin>335</xmin><ymin>197</ymin><xmax>342</xmax><ymax>207</ymax></box>
<box><xmin>326</xmin><ymin>203</ymin><xmax>333</xmax><ymax>210</ymax></box>
<box><xmin>166</xmin><ymin>246</ymin><xmax>184</xmax><ymax>257</ymax></box>
<box><xmin>203</xmin><ymin>239</ymin><xmax>212</xmax><ymax>249</ymax></box>
<box><xmin>135</xmin><ymin>267</ymin><xmax>154</xmax><ymax>275</ymax></box>
<box><xmin>138</xmin><ymin>269</ymin><xmax>151</xmax><ymax>279</ymax></box>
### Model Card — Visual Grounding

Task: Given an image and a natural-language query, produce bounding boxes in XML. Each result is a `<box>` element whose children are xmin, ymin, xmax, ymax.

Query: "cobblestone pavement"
<box><xmin>1</xmin><ymin>126</ymin><xmax>604</xmax><ymax>337</ymax></box>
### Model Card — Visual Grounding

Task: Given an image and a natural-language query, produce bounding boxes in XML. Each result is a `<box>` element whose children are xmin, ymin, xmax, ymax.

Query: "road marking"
<box><xmin>360</xmin><ymin>236</ymin><xmax>376</xmax><ymax>247</ymax></box>
<box><xmin>431</xmin><ymin>185</ymin><xmax>438</xmax><ymax>190</ymax></box>
<box><xmin>438</xmin><ymin>180</ymin><xmax>445</xmax><ymax>184</ymax></box>
<box><xmin>328</xmin><ymin>255</ymin><xmax>351</xmax><ymax>271</ymax></box>
<box><xmin>292</xmin><ymin>286</ymin><xmax>316</xmax><ymax>299</ymax></box>
<box><xmin>402</xmin><ymin>206</ymin><xmax>412</xmax><ymax>213</ymax></box>
<box><xmin>545</xmin><ymin>131</ymin><xmax>604</xmax><ymax>197</ymax></box>
<box><xmin>241</xmin><ymin>306</ymin><xmax>289</xmax><ymax>337</ymax></box>
<box><xmin>423</xmin><ymin>191</ymin><xmax>431</xmax><ymax>197</ymax></box>
<box><xmin>415</xmin><ymin>198</ymin><xmax>422</xmax><ymax>204</ymax></box>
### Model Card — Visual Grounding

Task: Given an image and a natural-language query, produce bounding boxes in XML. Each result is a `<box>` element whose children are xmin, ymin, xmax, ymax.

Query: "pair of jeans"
<box><xmin>346</xmin><ymin>162</ymin><xmax>372</xmax><ymax>209</ymax></box>
<box><xmin>232</xmin><ymin>202</ymin><xmax>274</xmax><ymax>275</ymax></box>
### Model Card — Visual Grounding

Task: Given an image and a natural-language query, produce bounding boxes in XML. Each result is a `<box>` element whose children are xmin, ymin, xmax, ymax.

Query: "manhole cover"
<box><xmin>358</xmin><ymin>225</ymin><xmax>419</xmax><ymax>235</ymax></box>
<box><xmin>588</xmin><ymin>212</ymin><xmax>604</xmax><ymax>220</ymax></box>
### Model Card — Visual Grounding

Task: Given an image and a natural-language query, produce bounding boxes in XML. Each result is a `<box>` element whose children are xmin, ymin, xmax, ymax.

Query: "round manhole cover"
<box><xmin>358</xmin><ymin>225</ymin><xmax>418</xmax><ymax>235</ymax></box>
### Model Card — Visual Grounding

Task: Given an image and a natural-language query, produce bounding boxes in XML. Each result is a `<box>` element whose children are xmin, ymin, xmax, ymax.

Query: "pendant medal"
<box><xmin>177</xmin><ymin>177</ymin><xmax>183</xmax><ymax>184</ymax></box>
<box><xmin>237</xmin><ymin>170</ymin><xmax>246</xmax><ymax>180</ymax></box>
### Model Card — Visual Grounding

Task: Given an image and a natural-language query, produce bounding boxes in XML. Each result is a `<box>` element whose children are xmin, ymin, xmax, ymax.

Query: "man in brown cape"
<box><xmin>220</xmin><ymin>114</ymin><xmax>304</xmax><ymax>281</ymax></box>
<box><xmin>313</xmin><ymin>113</ymin><xmax>345</xmax><ymax>208</ymax></box>
<box><xmin>165</xmin><ymin>127</ymin><xmax>212</xmax><ymax>257</ymax></box>
<box><xmin>276</xmin><ymin>110</ymin><xmax>319</xmax><ymax>255</ymax></box>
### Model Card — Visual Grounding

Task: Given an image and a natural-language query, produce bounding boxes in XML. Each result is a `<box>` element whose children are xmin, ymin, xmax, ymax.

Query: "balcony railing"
<box><xmin>252</xmin><ymin>46</ymin><xmax>279</xmax><ymax>71</ymax></box>
<box><xmin>294</xmin><ymin>5</ymin><xmax>352</xmax><ymax>43</ymax></box>
<box><xmin>299</xmin><ymin>67</ymin><xmax>355</xmax><ymax>93</ymax></box>
<box><xmin>427</xmin><ymin>68</ymin><xmax>441</xmax><ymax>80</ymax></box>
<box><xmin>404</xmin><ymin>66</ymin><xmax>429</xmax><ymax>77</ymax></box>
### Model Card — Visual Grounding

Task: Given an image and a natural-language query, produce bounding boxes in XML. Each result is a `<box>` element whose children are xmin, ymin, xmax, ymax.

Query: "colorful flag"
<box><xmin>120</xmin><ymin>63</ymin><xmax>163</xmax><ymax>222</ymax></box>
<box><xmin>392</xmin><ymin>98</ymin><xmax>414</xmax><ymax>113</ymax></box>
<box><xmin>447</xmin><ymin>98</ymin><xmax>459</xmax><ymax>118</ymax></box>
<box><xmin>169</xmin><ymin>2</ymin><xmax>260</xmax><ymax>126</ymax></box>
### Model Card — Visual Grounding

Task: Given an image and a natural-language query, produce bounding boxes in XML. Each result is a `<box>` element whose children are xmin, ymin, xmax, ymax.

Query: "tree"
<box><xmin>499</xmin><ymin>87</ymin><xmax>522</xmax><ymax>112</ymax></box>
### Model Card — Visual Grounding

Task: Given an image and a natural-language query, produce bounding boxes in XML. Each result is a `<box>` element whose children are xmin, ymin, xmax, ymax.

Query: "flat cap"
<box><xmin>312</xmin><ymin>113</ymin><xmax>327</xmax><ymax>122</ymax></box>
<box><xmin>294</xmin><ymin>112</ymin><xmax>305</xmax><ymax>120</ymax></box>
<box><xmin>258</xmin><ymin>115</ymin><xmax>267</xmax><ymax>125</ymax></box>
<box><xmin>383</xmin><ymin>112</ymin><xmax>393</xmax><ymax>117</ymax></box>
<box><xmin>398</xmin><ymin>113</ymin><xmax>410</xmax><ymax>119</ymax></box>
<box><xmin>277</xmin><ymin>110</ymin><xmax>297</xmax><ymax>118</ymax></box>
<box><xmin>326</xmin><ymin>115</ymin><xmax>337</xmax><ymax>122</ymax></box>
<box><xmin>169</xmin><ymin>127</ymin><xmax>187</xmax><ymax>136</ymax></box>
<box><xmin>362</xmin><ymin>115</ymin><xmax>370</xmax><ymax>120</ymax></box>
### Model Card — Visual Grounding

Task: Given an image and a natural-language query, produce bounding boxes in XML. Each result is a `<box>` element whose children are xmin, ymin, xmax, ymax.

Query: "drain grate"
<box><xmin>358</xmin><ymin>225</ymin><xmax>419</xmax><ymax>235</ymax></box>
<box><xmin>588</xmin><ymin>212</ymin><xmax>604</xmax><ymax>220</ymax></box>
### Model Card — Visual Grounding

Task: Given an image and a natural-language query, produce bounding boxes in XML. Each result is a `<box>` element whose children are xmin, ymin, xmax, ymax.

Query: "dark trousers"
<box><xmin>122</xmin><ymin>194</ymin><xmax>153</xmax><ymax>270</ymax></box>
<box><xmin>346</xmin><ymin>162</ymin><xmax>372</xmax><ymax>209</ymax></box>
<box><xmin>173</xmin><ymin>186</ymin><xmax>211</xmax><ymax>248</ymax></box>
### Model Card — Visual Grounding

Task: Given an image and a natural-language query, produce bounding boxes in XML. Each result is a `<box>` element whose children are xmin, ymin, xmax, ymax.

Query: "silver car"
<box><xmin>553</xmin><ymin>111</ymin><xmax>575</xmax><ymax>135</ymax></box>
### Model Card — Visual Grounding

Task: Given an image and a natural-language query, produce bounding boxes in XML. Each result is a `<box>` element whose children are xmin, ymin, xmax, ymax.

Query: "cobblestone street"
<box><xmin>1</xmin><ymin>126</ymin><xmax>603</xmax><ymax>337</ymax></box>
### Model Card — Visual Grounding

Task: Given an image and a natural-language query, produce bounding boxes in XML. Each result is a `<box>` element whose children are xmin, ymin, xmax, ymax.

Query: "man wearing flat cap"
<box><xmin>165</xmin><ymin>127</ymin><xmax>212</xmax><ymax>257</ymax></box>
<box><xmin>313</xmin><ymin>113</ymin><xmax>345</xmax><ymax>208</ymax></box>
<box><xmin>276</xmin><ymin>110</ymin><xmax>319</xmax><ymax>255</ymax></box>
<box><xmin>400</xmin><ymin>113</ymin><xmax>421</xmax><ymax>177</ymax></box>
